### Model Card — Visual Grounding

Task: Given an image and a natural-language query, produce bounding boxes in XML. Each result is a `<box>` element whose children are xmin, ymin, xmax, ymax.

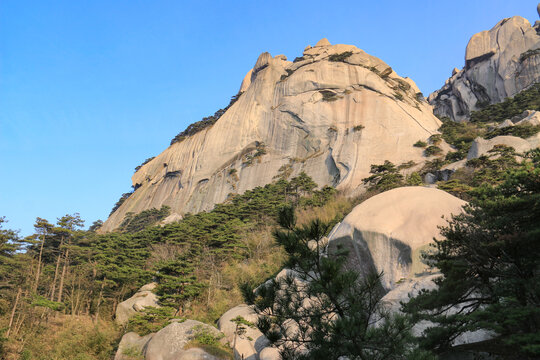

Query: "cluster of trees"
<box><xmin>470</xmin><ymin>83</ymin><xmax>540</xmax><ymax>123</ymax></box>
<box><xmin>0</xmin><ymin>172</ymin><xmax>336</xmax><ymax>358</ymax></box>
<box><xmin>362</xmin><ymin>160</ymin><xmax>422</xmax><ymax>192</ymax></box>
<box><xmin>403</xmin><ymin>158</ymin><xmax>540</xmax><ymax>358</ymax></box>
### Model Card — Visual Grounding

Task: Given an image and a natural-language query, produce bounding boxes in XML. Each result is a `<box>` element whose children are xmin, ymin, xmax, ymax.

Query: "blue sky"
<box><xmin>1</xmin><ymin>0</ymin><xmax>538</xmax><ymax>236</ymax></box>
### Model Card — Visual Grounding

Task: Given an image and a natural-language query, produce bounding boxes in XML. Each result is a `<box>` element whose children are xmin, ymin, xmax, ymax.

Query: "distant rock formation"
<box><xmin>102</xmin><ymin>39</ymin><xmax>441</xmax><ymax>232</ymax></box>
<box><xmin>429</xmin><ymin>12</ymin><xmax>540</xmax><ymax>121</ymax></box>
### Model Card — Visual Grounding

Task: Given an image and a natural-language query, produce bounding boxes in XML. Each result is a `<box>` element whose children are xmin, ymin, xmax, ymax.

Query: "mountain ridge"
<box><xmin>101</xmin><ymin>40</ymin><xmax>441</xmax><ymax>232</ymax></box>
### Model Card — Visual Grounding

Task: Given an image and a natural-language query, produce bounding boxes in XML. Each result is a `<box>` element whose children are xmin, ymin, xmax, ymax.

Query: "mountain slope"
<box><xmin>102</xmin><ymin>39</ymin><xmax>441</xmax><ymax>232</ymax></box>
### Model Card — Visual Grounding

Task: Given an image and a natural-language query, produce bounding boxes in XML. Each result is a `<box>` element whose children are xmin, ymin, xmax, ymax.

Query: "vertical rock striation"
<box><xmin>102</xmin><ymin>40</ymin><xmax>441</xmax><ymax>232</ymax></box>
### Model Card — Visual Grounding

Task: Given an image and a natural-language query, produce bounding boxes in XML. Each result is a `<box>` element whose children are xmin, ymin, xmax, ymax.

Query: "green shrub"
<box><xmin>405</xmin><ymin>172</ymin><xmax>422</xmax><ymax>186</ymax></box>
<box><xmin>171</xmin><ymin>92</ymin><xmax>243</xmax><ymax>145</ymax></box>
<box><xmin>299</xmin><ymin>186</ymin><xmax>337</xmax><ymax>208</ymax></box>
<box><xmin>31</xmin><ymin>295</ymin><xmax>65</xmax><ymax>311</ymax></box>
<box><xmin>436</xmin><ymin>179</ymin><xmax>473</xmax><ymax>199</ymax></box>
<box><xmin>134</xmin><ymin>157</ymin><xmax>155</xmax><ymax>173</ymax></box>
<box><xmin>484</xmin><ymin>124</ymin><xmax>540</xmax><ymax>139</ymax></box>
<box><xmin>185</xmin><ymin>325</ymin><xmax>233</xmax><ymax>359</ymax></box>
<box><xmin>328</xmin><ymin>51</ymin><xmax>353</xmax><ymax>62</ymax></box>
<box><xmin>353</xmin><ymin>125</ymin><xmax>365</xmax><ymax>132</ymax></box>
<box><xmin>192</xmin><ymin>325</ymin><xmax>224</xmax><ymax>345</ymax></box>
<box><xmin>109</xmin><ymin>191</ymin><xmax>133</xmax><ymax>216</ymax></box>
<box><xmin>428</xmin><ymin>134</ymin><xmax>442</xmax><ymax>145</ymax></box>
<box><xmin>519</xmin><ymin>49</ymin><xmax>540</xmax><ymax>62</ymax></box>
<box><xmin>438</xmin><ymin>120</ymin><xmax>480</xmax><ymax>152</ymax></box>
<box><xmin>470</xmin><ymin>83</ymin><xmax>540</xmax><ymax>123</ymax></box>
<box><xmin>413</xmin><ymin>140</ymin><xmax>427</xmax><ymax>148</ymax></box>
<box><xmin>363</xmin><ymin>160</ymin><xmax>404</xmax><ymax>191</ymax></box>
<box><xmin>397</xmin><ymin>160</ymin><xmax>416</xmax><ymax>170</ymax></box>
<box><xmin>122</xmin><ymin>346</ymin><xmax>143</xmax><ymax>359</ymax></box>
<box><xmin>126</xmin><ymin>307</ymin><xmax>178</xmax><ymax>336</ymax></box>
<box><xmin>120</xmin><ymin>205</ymin><xmax>171</xmax><ymax>233</ymax></box>
<box><xmin>320</xmin><ymin>90</ymin><xmax>339</xmax><ymax>102</ymax></box>
<box><xmin>242</xmin><ymin>143</ymin><xmax>267</xmax><ymax>166</ymax></box>
<box><xmin>424</xmin><ymin>145</ymin><xmax>443</xmax><ymax>156</ymax></box>
<box><xmin>395</xmin><ymin>79</ymin><xmax>411</xmax><ymax>92</ymax></box>
<box><xmin>445</xmin><ymin>150</ymin><xmax>468</xmax><ymax>162</ymax></box>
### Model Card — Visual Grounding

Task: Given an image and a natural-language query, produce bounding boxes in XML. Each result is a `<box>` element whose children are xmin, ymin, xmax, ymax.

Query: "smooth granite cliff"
<box><xmin>102</xmin><ymin>39</ymin><xmax>441</xmax><ymax>232</ymax></box>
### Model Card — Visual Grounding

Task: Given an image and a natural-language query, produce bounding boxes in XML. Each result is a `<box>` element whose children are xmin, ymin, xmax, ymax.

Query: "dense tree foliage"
<box><xmin>120</xmin><ymin>205</ymin><xmax>171</xmax><ymax>233</ymax></box>
<box><xmin>404</xmin><ymin>158</ymin><xmax>540</xmax><ymax>358</ymax></box>
<box><xmin>0</xmin><ymin>173</ymin><xmax>339</xmax><ymax>358</ymax></box>
<box><xmin>362</xmin><ymin>160</ymin><xmax>422</xmax><ymax>192</ymax></box>
<box><xmin>470</xmin><ymin>83</ymin><xmax>540</xmax><ymax>123</ymax></box>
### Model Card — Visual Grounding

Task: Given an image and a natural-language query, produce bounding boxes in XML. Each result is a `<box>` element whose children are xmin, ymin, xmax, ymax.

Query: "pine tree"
<box><xmin>243</xmin><ymin>206</ymin><xmax>433</xmax><ymax>360</ymax></box>
<box><xmin>403</xmin><ymin>162</ymin><xmax>540</xmax><ymax>358</ymax></box>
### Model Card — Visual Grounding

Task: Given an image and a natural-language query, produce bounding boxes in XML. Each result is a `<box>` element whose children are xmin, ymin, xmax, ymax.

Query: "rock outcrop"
<box><xmin>327</xmin><ymin>186</ymin><xmax>466</xmax><ymax>290</ymax></box>
<box><xmin>429</xmin><ymin>13</ymin><xmax>540</xmax><ymax>121</ymax></box>
<box><xmin>115</xmin><ymin>283</ymin><xmax>160</xmax><ymax>325</ymax></box>
<box><xmin>217</xmin><ymin>304</ymin><xmax>274</xmax><ymax>360</ymax></box>
<box><xmin>101</xmin><ymin>40</ymin><xmax>441</xmax><ymax>232</ymax></box>
<box><xmin>467</xmin><ymin>135</ymin><xmax>535</xmax><ymax>159</ymax></box>
<box><xmin>326</xmin><ymin>187</ymin><xmax>494</xmax><ymax>346</ymax></box>
<box><xmin>115</xmin><ymin>320</ymin><xmax>225</xmax><ymax>360</ymax></box>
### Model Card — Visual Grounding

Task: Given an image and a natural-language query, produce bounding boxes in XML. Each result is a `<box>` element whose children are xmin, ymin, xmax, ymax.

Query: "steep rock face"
<box><xmin>327</xmin><ymin>186</ymin><xmax>466</xmax><ymax>290</ymax></box>
<box><xmin>102</xmin><ymin>40</ymin><xmax>441</xmax><ymax>232</ymax></box>
<box><xmin>429</xmin><ymin>15</ymin><xmax>540</xmax><ymax>121</ymax></box>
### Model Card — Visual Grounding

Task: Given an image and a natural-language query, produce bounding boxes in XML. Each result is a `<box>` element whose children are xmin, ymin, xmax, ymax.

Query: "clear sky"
<box><xmin>1</xmin><ymin>0</ymin><xmax>538</xmax><ymax>236</ymax></box>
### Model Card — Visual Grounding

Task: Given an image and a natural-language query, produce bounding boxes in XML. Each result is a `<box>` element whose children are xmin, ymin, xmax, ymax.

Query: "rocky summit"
<box><xmin>429</xmin><ymin>15</ymin><xmax>540</xmax><ymax>121</ymax></box>
<box><xmin>102</xmin><ymin>39</ymin><xmax>441</xmax><ymax>232</ymax></box>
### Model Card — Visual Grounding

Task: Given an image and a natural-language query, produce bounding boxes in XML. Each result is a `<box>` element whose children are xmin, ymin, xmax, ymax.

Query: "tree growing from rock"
<box><xmin>243</xmin><ymin>205</ymin><xmax>433</xmax><ymax>360</ymax></box>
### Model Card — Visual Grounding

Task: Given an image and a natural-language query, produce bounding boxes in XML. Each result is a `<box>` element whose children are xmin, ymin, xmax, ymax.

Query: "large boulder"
<box><xmin>145</xmin><ymin>320</ymin><xmax>223</xmax><ymax>360</ymax></box>
<box><xmin>217</xmin><ymin>304</ymin><xmax>270</xmax><ymax>360</ymax></box>
<box><xmin>326</xmin><ymin>187</ymin><xmax>495</xmax><ymax>347</ymax></box>
<box><xmin>115</xmin><ymin>332</ymin><xmax>154</xmax><ymax>360</ymax></box>
<box><xmin>115</xmin><ymin>319</ymin><xmax>226</xmax><ymax>360</ymax></box>
<box><xmin>327</xmin><ymin>186</ymin><xmax>466</xmax><ymax>290</ymax></box>
<box><xmin>466</xmin><ymin>136</ymin><xmax>534</xmax><ymax>159</ymax></box>
<box><xmin>116</xmin><ymin>283</ymin><xmax>160</xmax><ymax>325</ymax></box>
<box><xmin>175</xmin><ymin>348</ymin><xmax>220</xmax><ymax>360</ymax></box>
<box><xmin>429</xmin><ymin>11</ymin><xmax>540</xmax><ymax>121</ymax></box>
